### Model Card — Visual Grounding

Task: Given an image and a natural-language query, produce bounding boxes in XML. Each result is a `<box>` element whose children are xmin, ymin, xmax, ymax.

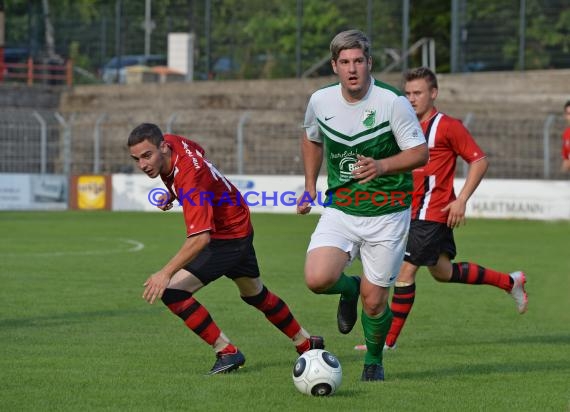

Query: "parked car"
<box><xmin>101</xmin><ymin>54</ymin><xmax>166</xmax><ymax>84</ymax></box>
<box><xmin>3</xmin><ymin>47</ymin><xmax>30</xmax><ymax>64</ymax></box>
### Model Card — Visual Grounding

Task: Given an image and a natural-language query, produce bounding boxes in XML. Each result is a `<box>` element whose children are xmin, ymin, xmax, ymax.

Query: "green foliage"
<box><xmin>3</xmin><ymin>0</ymin><xmax>570</xmax><ymax>78</ymax></box>
<box><xmin>240</xmin><ymin>0</ymin><xmax>346</xmax><ymax>78</ymax></box>
<box><xmin>465</xmin><ymin>0</ymin><xmax>570</xmax><ymax>70</ymax></box>
<box><xmin>410</xmin><ymin>0</ymin><xmax>451</xmax><ymax>71</ymax></box>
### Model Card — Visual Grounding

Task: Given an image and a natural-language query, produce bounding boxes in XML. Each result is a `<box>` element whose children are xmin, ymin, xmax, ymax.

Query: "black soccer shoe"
<box><xmin>337</xmin><ymin>276</ymin><xmax>361</xmax><ymax>334</ymax></box>
<box><xmin>296</xmin><ymin>335</ymin><xmax>325</xmax><ymax>355</ymax></box>
<box><xmin>361</xmin><ymin>364</ymin><xmax>385</xmax><ymax>381</ymax></box>
<box><xmin>208</xmin><ymin>349</ymin><xmax>246</xmax><ymax>375</ymax></box>
<box><xmin>308</xmin><ymin>335</ymin><xmax>325</xmax><ymax>350</ymax></box>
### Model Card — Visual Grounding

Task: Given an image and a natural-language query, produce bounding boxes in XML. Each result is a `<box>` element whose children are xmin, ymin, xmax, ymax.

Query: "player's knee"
<box><xmin>361</xmin><ymin>300</ymin><xmax>385</xmax><ymax>316</ymax></box>
<box><xmin>361</xmin><ymin>294</ymin><xmax>389</xmax><ymax>316</ymax></box>
<box><xmin>304</xmin><ymin>272</ymin><xmax>333</xmax><ymax>294</ymax></box>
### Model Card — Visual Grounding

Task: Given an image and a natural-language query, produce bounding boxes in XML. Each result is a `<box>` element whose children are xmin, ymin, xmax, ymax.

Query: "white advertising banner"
<box><xmin>112</xmin><ymin>174</ymin><xmax>570</xmax><ymax>220</ymax></box>
<box><xmin>0</xmin><ymin>174</ymin><xmax>68</xmax><ymax>210</ymax></box>
<box><xmin>111</xmin><ymin>174</ymin><xmax>328</xmax><ymax>214</ymax></box>
<box><xmin>455</xmin><ymin>178</ymin><xmax>570</xmax><ymax>221</ymax></box>
<box><xmin>112</xmin><ymin>174</ymin><xmax>166</xmax><ymax>212</ymax></box>
<box><xmin>227</xmin><ymin>175</ymin><xmax>329</xmax><ymax>214</ymax></box>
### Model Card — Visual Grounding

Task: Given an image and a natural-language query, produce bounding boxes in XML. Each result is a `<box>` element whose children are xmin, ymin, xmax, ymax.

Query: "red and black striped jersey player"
<box><xmin>128</xmin><ymin>123</ymin><xmax>324</xmax><ymax>374</ymax></box>
<box><xmin>384</xmin><ymin>67</ymin><xmax>529</xmax><ymax>350</ymax></box>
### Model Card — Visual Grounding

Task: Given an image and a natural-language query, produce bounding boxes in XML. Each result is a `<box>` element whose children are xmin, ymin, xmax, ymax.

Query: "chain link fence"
<box><xmin>0</xmin><ymin>109</ymin><xmax>568</xmax><ymax>180</ymax></box>
<box><xmin>5</xmin><ymin>0</ymin><xmax>570</xmax><ymax>83</ymax></box>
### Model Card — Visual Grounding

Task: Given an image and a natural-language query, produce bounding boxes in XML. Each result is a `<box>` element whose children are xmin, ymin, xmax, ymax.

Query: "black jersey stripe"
<box><xmin>414</xmin><ymin>114</ymin><xmax>440</xmax><ymax>220</ymax></box>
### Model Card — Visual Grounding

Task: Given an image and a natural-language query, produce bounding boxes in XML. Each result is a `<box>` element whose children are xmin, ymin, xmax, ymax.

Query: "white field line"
<box><xmin>0</xmin><ymin>238</ymin><xmax>145</xmax><ymax>257</ymax></box>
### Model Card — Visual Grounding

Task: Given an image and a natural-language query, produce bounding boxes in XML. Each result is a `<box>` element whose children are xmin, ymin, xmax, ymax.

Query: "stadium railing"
<box><xmin>0</xmin><ymin>110</ymin><xmax>567</xmax><ymax>180</ymax></box>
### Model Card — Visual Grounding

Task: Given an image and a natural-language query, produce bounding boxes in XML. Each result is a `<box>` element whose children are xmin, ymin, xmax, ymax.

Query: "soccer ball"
<box><xmin>292</xmin><ymin>349</ymin><xmax>342</xmax><ymax>396</ymax></box>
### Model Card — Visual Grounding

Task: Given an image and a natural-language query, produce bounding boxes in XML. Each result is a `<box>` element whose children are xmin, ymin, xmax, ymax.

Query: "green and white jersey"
<box><xmin>304</xmin><ymin>77</ymin><xmax>425</xmax><ymax>217</ymax></box>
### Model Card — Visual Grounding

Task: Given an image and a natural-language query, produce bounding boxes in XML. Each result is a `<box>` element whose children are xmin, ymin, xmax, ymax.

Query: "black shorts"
<box><xmin>404</xmin><ymin>220</ymin><xmax>457</xmax><ymax>266</ymax></box>
<box><xmin>184</xmin><ymin>231</ymin><xmax>260</xmax><ymax>285</ymax></box>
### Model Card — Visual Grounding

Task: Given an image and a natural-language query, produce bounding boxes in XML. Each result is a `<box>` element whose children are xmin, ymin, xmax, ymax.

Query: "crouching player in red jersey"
<box><xmin>128</xmin><ymin>123</ymin><xmax>323</xmax><ymax>374</ymax></box>
<box><xmin>384</xmin><ymin>67</ymin><xmax>528</xmax><ymax>350</ymax></box>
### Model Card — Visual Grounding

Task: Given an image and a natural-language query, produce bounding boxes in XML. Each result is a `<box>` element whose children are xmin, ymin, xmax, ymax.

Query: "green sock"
<box><xmin>362</xmin><ymin>306</ymin><xmax>393</xmax><ymax>366</ymax></box>
<box><xmin>322</xmin><ymin>273</ymin><xmax>359</xmax><ymax>300</ymax></box>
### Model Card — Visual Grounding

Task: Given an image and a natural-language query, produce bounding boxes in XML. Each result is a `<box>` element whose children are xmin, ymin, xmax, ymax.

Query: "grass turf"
<box><xmin>0</xmin><ymin>211</ymin><xmax>568</xmax><ymax>411</ymax></box>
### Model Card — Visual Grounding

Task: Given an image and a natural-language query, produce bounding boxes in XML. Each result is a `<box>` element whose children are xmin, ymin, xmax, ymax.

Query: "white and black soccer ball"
<box><xmin>292</xmin><ymin>349</ymin><xmax>342</xmax><ymax>396</ymax></box>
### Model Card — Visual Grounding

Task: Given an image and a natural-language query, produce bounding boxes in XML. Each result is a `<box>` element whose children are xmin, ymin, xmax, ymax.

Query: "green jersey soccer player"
<box><xmin>297</xmin><ymin>29</ymin><xmax>428</xmax><ymax>381</ymax></box>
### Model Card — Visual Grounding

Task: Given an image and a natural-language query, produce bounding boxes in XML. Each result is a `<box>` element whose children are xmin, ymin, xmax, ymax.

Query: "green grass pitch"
<box><xmin>0</xmin><ymin>211</ymin><xmax>568</xmax><ymax>411</ymax></box>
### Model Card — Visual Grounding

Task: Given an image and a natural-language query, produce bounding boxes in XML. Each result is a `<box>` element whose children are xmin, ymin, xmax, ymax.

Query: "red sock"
<box><xmin>162</xmin><ymin>289</ymin><xmax>221</xmax><ymax>345</ymax></box>
<box><xmin>295</xmin><ymin>340</ymin><xmax>310</xmax><ymax>354</ymax></box>
<box><xmin>386</xmin><ymin>283</ymin><xmax>416</xmax><ymax>347</ymax></box>
<box><xmin>450</xmin><ymin>262</ymin><xmax>513</xmax><ymax>291</ymax></box>
<box><xmin>242</xmin><ymin>286</ymin><xmax>301</xmax><ymax>338</ymax></box>
<box><xmin>218</xmin><ymin>343</ymin><xmax>238</xmax><ymax>355</ymax></box>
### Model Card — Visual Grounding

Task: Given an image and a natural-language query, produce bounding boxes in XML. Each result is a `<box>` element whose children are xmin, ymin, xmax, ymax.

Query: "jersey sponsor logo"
<box><xmin>181</xmin><ymin>140</ymin><xmax>201</xmax><ymax>170</ymax></box>
<box><xmin>338</xmin><ymin>156</ymin><xmax>358</xmax><ymax>183</ymax></box>
<box><xmin>325</xmin><ymin>116</ymin><xmax>335</xmax><ymax>121</ymax></box>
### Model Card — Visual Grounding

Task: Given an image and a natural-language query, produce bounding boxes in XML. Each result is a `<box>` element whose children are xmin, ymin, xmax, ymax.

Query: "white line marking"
<box><xmin>0</xmin><ymin>238</ymin><xmax>145</xmax><ymax>257</ymax></box>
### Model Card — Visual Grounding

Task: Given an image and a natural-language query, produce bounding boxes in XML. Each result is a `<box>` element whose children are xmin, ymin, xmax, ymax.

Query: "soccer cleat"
<box><xmin>361</xmin><ymin>364</ymin><xmax>385</xmax><ymax>381</ymax></box>
<box><xmin>296</xmin><ymin>335</ymin><xmax>325</xmax><ymax>354</ymax></box>
<box><xmin>208</xmin><ymin>347</ymin><xmax>246</xmax><ymax>375</ymax></box>
<box><xmin>337</xmin><ymin>276</ymin><xmax>361</xmax><ymax>334</ymax></box>
<box><xmin>509</xmin><ymin>271</ymin><xmax>528</xmax><ymax>314</ymax></box>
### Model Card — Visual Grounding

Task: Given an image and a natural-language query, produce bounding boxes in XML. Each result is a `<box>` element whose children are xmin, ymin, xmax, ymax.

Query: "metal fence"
<box><xmin>4</xmin><ymin>0</ymin><xmax>570</xmax><ymax>83</ymax></box>
<box><xmin>0</xmin><ymin>110</ymin><xmax>568</xmax><ymax>180</ymax></box>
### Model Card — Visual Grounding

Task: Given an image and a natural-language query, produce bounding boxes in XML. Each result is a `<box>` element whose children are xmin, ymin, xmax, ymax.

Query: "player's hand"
<box><xmin>157</xmin><ymin>193</ymin><xmax>173</xmax><ymax>211</ymax></box>
<box><xmin>142</xmin><ymin>271</ymin><xmax>171</xmax><ymax>304</ymax></box>
<box><xmin>352</xmin><ymin>154</ymin><xmax>384</xmax><ymax>184</ymax></box>
<box><xmin>297</xmin><ymin>190</ymin><xmax>316</xmax><ymax>215</ymax></box>
<box><xmin>442</xmin><ymin>198</ymin><xmax>467</xmax><ymax>228</ymax></box>
<box><xmin>159</xmin><ymin>202</ymin><xmax>173</xmax><ymax>211</ymax></box>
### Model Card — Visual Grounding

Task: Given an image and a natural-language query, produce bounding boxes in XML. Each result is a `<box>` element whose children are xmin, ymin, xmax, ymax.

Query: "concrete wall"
<box><xmin>0</xmin><ymin>84</ymin><xmax>63</xmax><ymax>109</ymax></box>
<box><xmin>2</xmin><ymin>69</ymin><xmax>568</xmax><ymax>117</ymax></box>
<box><xmin>57</xmin><ymin>69</ymin><xmax>570</xmax><ymax>119</ymax></box>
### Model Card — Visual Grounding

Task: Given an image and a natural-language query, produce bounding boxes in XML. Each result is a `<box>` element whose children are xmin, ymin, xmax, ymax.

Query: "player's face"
<box><xmin>129</xmin><ymin>139</ymin><xmax>169</xmax><ymax>178</ymax></box>
<box><xmin>405</xmin><ymin>78</ymin><xmax>438</xmax><ymax>122</ymax></box>
<box><xmin>332</xmin><ymin>48</ymin><xmax>372</xmax><ymax>102</ymax></box>
<box><xmin>565</xmin><ymin>107</ymin><xmax>570</xmax><ymax>125</ymax></box>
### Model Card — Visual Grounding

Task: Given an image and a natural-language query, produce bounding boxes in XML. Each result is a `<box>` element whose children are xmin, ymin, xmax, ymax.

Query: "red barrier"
<box><xmin>0</xmin><ymin>57</ymin><xmax>73</xmax><ymax>86</ymax></box>
<box><xmin>0</xmin><ymin>47</ymin><xmax>4</xmax><ymax>82</ymax></box>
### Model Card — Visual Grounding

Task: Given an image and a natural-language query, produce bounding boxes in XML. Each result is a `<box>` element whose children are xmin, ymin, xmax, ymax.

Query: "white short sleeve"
<box><xmin>303</xmin><ymin>97</ymin><xmax>322</xmax><ymax>143</ymax></box>
<box><xmin>391</xmin><ymin>96</ymin><xmax>426</xmax><ymax>150</ymax></box>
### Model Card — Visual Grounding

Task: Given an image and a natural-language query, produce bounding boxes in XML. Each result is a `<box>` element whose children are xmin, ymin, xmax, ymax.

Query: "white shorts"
<box><xmin>307</xmin><ymin>207</ymin><xmax>410</xmax><ymax>287</ymax></box>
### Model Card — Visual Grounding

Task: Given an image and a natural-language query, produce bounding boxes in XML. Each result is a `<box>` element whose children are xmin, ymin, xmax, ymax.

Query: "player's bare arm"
<box><xmin>442</xmin><ymin>157</ymin><xmax>489</xmax><ymax>228</ymax></box>
<box><xmin>352</xmin><ymin>143</ymin><xmax>428</xmax><ymax>184</ymax></box>
<box><xmin>297</xmin><ymin>135</ymin><xmax>323</xmax><ymax>215</ymax></box>
<box><xmin>143</xmin><ymin>231</ymin><xmax>211</xmax><ymax>304</ymax></box>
